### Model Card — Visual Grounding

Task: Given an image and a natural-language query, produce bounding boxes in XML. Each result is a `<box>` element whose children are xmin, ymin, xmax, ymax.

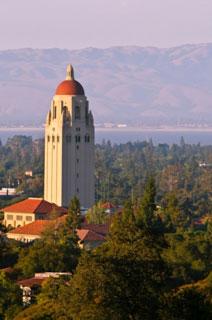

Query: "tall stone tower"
<box><xmin>44</xmin><ymin>65</ymin><xmax>95</xmax><ymax>208</ymax></box>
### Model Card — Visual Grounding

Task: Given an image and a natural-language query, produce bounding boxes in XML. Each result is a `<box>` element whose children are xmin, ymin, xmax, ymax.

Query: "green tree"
<box><xmin>16</xmin><ymin>223</ymin><xmax>80</xmax><ymax>277</ymax></box>
<box><xmin>137</xmin><ymin>176</ymin><xmax>156</xmax><ymax>228</ymax></box>
<box><xmin>0</xmin><ymin>271</ymin><xmax>22</xmax><ymax>320</ymax></box>
<box><xmin>67</xmin><ymin>200</ymin><xmax>167</xmax><ymax>320</ymax></box>
<box><xmin>37</xmin><ymin>277</ymin><xmax>69</xmax><ymax>305</ymax></box>
<box><xmin>14</xmin><ymin>277</ymin><xmax>72</xmax><ymax>320</ymax></box>
<box><xmin>66</xmin><ymin>196</ymin><xmax>82</xmax><ymax>230</ymax></box>
<box><xmin>0</xmin><ymin>238</ymin><xmax>20</xmax><ymax>269</ymax></box>
<box><xmin>136</xmin><ymin>177</ymin><xmax>165</xmax><ymax>247</ymax></box>
<box><xmin>162</xmin><ymin>193</ymin><xmax>189</xmax><ymax>230</ymax></box>
<box><xmin>14</xmin><ymin>301</ymin><xmax>72</xmax><ymax>320</ymax></box>
<box><xmin>161</xmin><ymin>287</ymin><xmax>212</xmax><ymax>320</ymax></box>
<box><xmin>86</xmin><ymin>201</ymin><xmax>109</xmax><ymax>224</ymax></box>
<box><xmin>164</xmin><ymin>230</ymin><xmax>212</xmax><ymax>284</ymax></box>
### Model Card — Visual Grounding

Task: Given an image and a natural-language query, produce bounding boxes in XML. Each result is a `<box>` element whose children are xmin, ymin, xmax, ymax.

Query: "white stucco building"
<box><xmin>44</xmin><ymin>65</ymin><xmax>95</xmax><ymax>208</ymax></box>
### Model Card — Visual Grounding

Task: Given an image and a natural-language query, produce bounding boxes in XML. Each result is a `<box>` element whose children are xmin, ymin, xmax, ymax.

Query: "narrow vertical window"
<box><xmin>85</xmin><ymin>134</ymin><xmax>90</xmax><ymax>143</ymax></box>
<box><xmin>53</xmin><ymin>106</ymin><xmax>57</xmax><ymax>119</ymax></box>
<box><xmin>75</xmin><ymin>106</ymin><xmax>80</xmax><ymax>120</ymax></box>
<box><xmin>66</xmin><ymin>135</ymin><xmax>71</xmax><ymax>143</ymax></box>
<box><xmin>85</xmin><ymin>103</ymin><xmax>89</xmax><ymax>124</ymax></box>
<box><xmin>75</xmin><ymin>135</ymin><xmax>81</xmax><ymax>143</ymax></box>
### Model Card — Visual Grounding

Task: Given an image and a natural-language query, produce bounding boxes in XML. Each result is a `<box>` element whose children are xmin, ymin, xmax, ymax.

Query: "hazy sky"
<box><xmin>1</xmin><ymin>0</ymin><xmax>212</xmax><ymax>50</ymax></box>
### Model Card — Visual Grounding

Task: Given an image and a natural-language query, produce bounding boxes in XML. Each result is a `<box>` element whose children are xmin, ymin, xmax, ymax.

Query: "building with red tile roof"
<box><xmin>101</xmin><ymin>202</ymin><xmax>116</xmax><ymax>209</ymax></box>
<box><xmin>7</xmin><ymin>220</ymin><xmax>52</xmax><ymax>241</ymax></box>
<box><xmin>77</xmin><ymin>229</ymin><xmax>106</xmax><ymax>250</ymax></box>
<box><xmin>17</xmin><ymin>272</ymin><xmax>72</xmax><ymax>305</ymax></box>
<box><xmin>81</xmin><ymin>223</ymin><xmax>109</xmax><ymax>236</ymax></box>
<box><xmin>101</xmin><ymin>201</ymin><xmax>117</xmax><ymax>213</ymax></box>
<box><xmin>7</xmin><ymin>217</ymin><xmax>108</xmax><ymax>249</ymax></box>
<box><xmin>17</xmin><ymin>277</ymin><xmax>45</xmax><ymax>288</ymax></box>
<box><xmin>2</xmin><ymin>198</ymin><xmax>67</xmax><ymax>228</ymax></box>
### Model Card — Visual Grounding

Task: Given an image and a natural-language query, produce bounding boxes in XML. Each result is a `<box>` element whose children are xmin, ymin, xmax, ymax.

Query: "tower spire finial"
<box><xmin>66</xmin><ymin>64</ymin><xmax>74</xmax><ymax>80</ymax></box>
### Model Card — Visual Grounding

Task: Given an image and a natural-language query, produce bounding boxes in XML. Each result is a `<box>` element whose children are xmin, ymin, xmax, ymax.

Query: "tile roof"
<box><xmin>8</xmin><ymin>218</ymin><xmax>108</xmax><ymax>242</ymax></box>
<box><xmin>101</xmin><ymin>202</ymin><xmax>116</xmax><ymax>209</ymax></box>
<box><xmin>2</xmin><ymin>198</ymin><xmax>67</xmax><ymax>215</ymax></box>
<box><xmin>0</xmin><ymin>267</ymin><xmax>14</xmax><ymax>274</ymax></box>
<box><xmin>8</xmin><ymin>220</ymin><xmax>52</xmax><ymax>236</ymax></box>
<box><xmin>17</xmin><ymin>277</ymin><xmax>45</xmax><ymax>287</ymax></box>
<box><xmin>17</xmin><ymin>272</ymin><xmax>72</xmax><ymax>287</ymax></box>
<box><xmin>77</xmin><ymin>229</ymin><xmax>105</xmax><ymax>242</ymax></box>
<box><xmin>81</xmin><ymin>223</ymin><xmax>109</xmax><ymax>236</ymax></box>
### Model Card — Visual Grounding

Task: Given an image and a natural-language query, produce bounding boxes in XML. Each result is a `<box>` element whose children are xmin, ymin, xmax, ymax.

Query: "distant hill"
<box><xmin>0</xmin><ymin>44</ymin><xmax>212</xmax><ymax>126</ymax></box>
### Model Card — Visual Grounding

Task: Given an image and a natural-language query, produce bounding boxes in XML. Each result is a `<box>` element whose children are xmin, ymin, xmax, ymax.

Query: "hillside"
<box><xmin>0</xmin><ymin>44</ymin><xmax>212</xmax><ymax>126</ymax></box>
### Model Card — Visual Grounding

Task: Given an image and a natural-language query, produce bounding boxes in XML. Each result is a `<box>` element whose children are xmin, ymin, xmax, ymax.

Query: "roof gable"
<box><xmin>2</xmin><ymin>198</ymin><xmax>42</xmax><ymax>213</ymax></box>
<box><xmin>2</xmin><ymin>198</ymin><xmax>67</xmax><ymax>215</ymax></box>
<box><xmin>81</xmin><ymin>223</ymin><xmax>109</xmax><ymax>236</ymax></box>
<box><xmin>77</xmin><ymin>229</ymin><xmax>105</xmax><ymax>242</ymax></box>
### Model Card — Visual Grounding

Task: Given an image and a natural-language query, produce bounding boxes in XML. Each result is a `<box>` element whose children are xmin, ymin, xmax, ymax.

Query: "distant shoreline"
<box><xmin>0</xmin><ymin>127</ymin><xmax>44</xmax><ymax>132</ymax></box>
<box><xmin>95</xmin><ymin>127</ymin><xmax>212</xmax><ymax>133</ymax></box>
<box><xmin>1</xmin><ymin>126</ymin><xmax>212</xmax><ymax>133</ymax></box>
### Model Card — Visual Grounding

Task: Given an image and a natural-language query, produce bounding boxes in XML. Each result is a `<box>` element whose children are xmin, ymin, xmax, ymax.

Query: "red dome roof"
<box><xmin>55</xmin><ymin>80</ymin><xmax>84</xmax><ymax>96</ymax></box>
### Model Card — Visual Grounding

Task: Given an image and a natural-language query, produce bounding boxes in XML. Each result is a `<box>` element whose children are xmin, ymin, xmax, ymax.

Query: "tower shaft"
<box><xmin>44</xmin><ymin>66</ymin><xmax>95</xmax><ymax>208</ymax></box>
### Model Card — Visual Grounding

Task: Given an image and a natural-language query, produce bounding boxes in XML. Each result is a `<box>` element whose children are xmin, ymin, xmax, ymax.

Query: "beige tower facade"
<box><xmin>44</xmin><ymin>65</ymin><xmax>95</xmax><ymax>208</ymax></box>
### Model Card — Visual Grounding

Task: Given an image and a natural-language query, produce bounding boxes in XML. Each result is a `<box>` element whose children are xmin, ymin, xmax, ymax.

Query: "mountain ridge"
<box><xmin>0</xmin><ymin>44</ymin><xmax>212</xmax><ymax>126</ymax></box>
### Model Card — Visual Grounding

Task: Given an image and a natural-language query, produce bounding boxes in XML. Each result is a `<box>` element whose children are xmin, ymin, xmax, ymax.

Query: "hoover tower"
<box><xmin>44</xmin><ymin>65</ymin><xmax>95</xmax><ymax>208</ymax></box>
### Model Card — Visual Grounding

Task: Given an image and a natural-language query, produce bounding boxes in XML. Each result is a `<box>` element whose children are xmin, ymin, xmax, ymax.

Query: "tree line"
<box><xmin>0</xmin><ymin>181</ymin><xmax>211</xmax><ymax>319</ymax></box>
<box><xmin>0</xmin><ymin>136</ymin><xmax>211</xmax><ymax>319</ymax></box>
<box><xmin>0</xmin><ymin>136</ymin><xmax>212</xmax><ymax>221</ymax></box>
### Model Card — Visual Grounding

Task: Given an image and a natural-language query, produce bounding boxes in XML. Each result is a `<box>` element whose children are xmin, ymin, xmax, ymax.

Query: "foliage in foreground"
<box><xmin>0</xmin><ymin>271</ymin><xmax>22</xmax><ymax>320</ymax></box>
<box><xmin>13</xmin><ymin>179</ymin><xmax>212</xmax><ymax>320</ymax></box>
<box><xmin>15</xmin><ymin>210</ymin><xmax>81</xmax><ymax>278</ymax></box>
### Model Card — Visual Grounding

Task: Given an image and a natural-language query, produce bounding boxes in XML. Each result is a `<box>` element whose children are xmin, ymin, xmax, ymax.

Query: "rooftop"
<box><xmin>77</xmin><ymin>229</ymin><xmax>105</xmax><ymax>242</ymax></box>
<box><xmin>8</xmin><ymin>220</ymin><xmax>53</xmax><ymax>236</ymax></box>
<box><xmin>17</xmin><ymin>277</ymin><xmax>44</xmax><ymax>287</ymax></box>
<box><xmin>8</xmin><ymin>218</ymin><xmax>109</xmax><ymax>242</ymax></box>
<box><xmin>55</xmin><ymin>65</ymin><xmax>84</xmax><ymax>96</ymax></box>
<box><xmin>2</xmin><ymin>198</ymin><xmax>67</xmax><ymax>215</ymax></box>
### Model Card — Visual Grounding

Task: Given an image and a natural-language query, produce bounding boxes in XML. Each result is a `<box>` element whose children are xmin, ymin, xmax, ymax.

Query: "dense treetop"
<box><xmin>0</xmin><ymin>136</ymin><xmax>211</xmax><ymax>319</ymax></box>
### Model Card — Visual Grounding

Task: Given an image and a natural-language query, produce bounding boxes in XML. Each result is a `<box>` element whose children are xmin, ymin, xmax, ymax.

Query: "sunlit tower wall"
<box><xmin>44</xmin><ymin>65</ymin><xmax>95</xmax><ymax>208</ymax></box>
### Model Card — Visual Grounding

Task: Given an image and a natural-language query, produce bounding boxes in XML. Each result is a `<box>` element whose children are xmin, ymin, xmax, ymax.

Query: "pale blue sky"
<box><xmin>1</xmin><ymin>0</ymin><xmax>212</xmax><ymax>49</ymax></box>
